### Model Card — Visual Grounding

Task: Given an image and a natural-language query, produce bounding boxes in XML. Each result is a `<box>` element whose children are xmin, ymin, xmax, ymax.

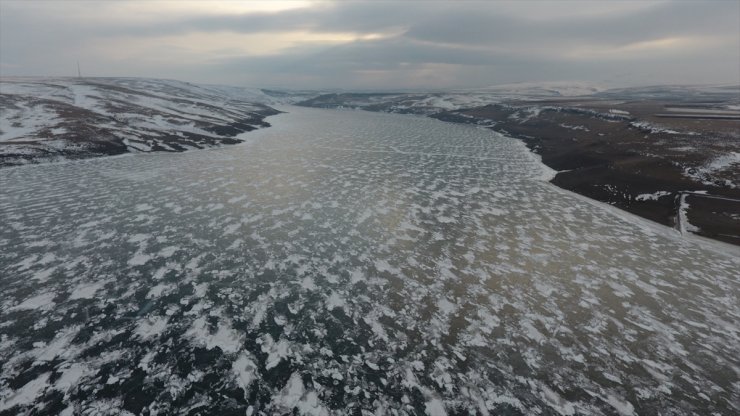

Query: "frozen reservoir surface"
<box><xmin>1</xmin><ymin>107</ymin><xmax>738</xmax><ymax>415</ymax></box>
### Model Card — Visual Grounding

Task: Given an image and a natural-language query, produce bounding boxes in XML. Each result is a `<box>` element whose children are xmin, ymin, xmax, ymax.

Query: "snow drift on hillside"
<box><xmin>467</xmin><ymin>81</ymin><xmax>607</xmax><ymax>97</ymax></box>
<box><xmin>0</xmin><ymin>77</ymin><xmax>280</xmax><ymax>166</ymax></box>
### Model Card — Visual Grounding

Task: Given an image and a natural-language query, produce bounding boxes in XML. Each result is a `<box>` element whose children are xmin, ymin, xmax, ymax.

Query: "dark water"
<box><xmin>1</xmin><ymin>107</ymin><xmax>738</xmax><ymax>415</ymax></box>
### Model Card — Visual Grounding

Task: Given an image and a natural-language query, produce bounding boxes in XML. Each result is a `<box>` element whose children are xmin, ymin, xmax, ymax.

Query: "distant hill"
<box><xmin>468</xmin><ymin>81</ymin><xmax>607</xmax><ymax>97</ymax></box>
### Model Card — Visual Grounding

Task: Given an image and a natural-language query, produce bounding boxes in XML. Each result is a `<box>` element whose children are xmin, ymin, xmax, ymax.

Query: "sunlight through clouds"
<box><xmin>10</xmin><ymin>0</ymin><xmax>319</xmax><ymax>22</ymax></box>
<box><xmin>0</xmin><ymin>0</ymin><xmax>737</xmax><ymax>88</ymax></box>
<box><xmin>90</xmin><ymin>30</ymin><xmax>399</xmax><ymax>62</ymax></box>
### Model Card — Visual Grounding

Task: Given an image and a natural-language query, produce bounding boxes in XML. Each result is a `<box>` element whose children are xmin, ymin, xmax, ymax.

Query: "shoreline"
<box><xmin>426</xmin><ymin>103</ymin><xmax>740</xmax><ymax>247</ymax></box>
<box><xmin>541</xmin><ymin>171</ymin><xmax>740</xmax><ymax>258</ymax></box>
<box><xmin>0</xmin><ymin>115</ymin><xmax>279</xmax><ymax>169</ymax></box>
<box><xmin>0</xmin><ymin>115</ymin><xmax>281</xmax><ymax>172</ymax></box>
<box><xmin>0</xmin><ymin>77</ymin><xmax>282</xmax><ymax>169</ymax></box>
<box><xmin>455</xmin><ymin>113</ymin><xmax>740</xmax><ymax>255</ymax></box>
<box><xmin>296</xmin><ymin>93</ymin><xmax>740</xmax><ymax>247</ymax></box>
<box><xmin>296</xmin><ymin>90</ymin><xmax>739</xmax><ymax>245</ymax></box>
<box><xmin>471</xmin><ymin>123</ymin><xmax>739</xmax><ymax>247</ymax></box>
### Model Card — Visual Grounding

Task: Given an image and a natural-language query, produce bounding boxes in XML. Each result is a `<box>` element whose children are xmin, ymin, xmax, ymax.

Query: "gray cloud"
<box><xmin>405</xmin><ymin>1</ymin><xmax>738</xmax><ymax>47</ymax></box>
<box><xmin>1</xmin><ymin>0</ymin><xmax>738</xmax><ymax>89</ymax></box>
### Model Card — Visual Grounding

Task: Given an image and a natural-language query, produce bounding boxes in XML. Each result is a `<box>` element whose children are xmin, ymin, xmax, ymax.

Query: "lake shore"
<box><xmin>429</xmin><ymin>98</ymin><xmax>740</xmax><ymax>246</ymax></box>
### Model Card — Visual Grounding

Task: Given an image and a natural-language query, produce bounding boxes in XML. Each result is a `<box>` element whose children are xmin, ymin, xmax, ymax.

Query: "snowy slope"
<box><xmin>296</xmin><ymin>82</ymin><xmax>607</xmax><ymax>116</ymax></box>
<box><xmin>297</xmin><ymin>92</ymin><xmax>503</xmax><ymax>115</ymax></box>
<box><xmin>0</xmin><ymin>77</ymin><xmax>280</xmax><ymax>166</ymax></box>
<box><xmin>469</xmin><ymin>81</ymin><xmax>607</xmax><ymax>97</ymax></box>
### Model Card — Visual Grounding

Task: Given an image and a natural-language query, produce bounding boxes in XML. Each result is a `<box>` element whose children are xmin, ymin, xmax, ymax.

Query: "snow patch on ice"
<box><xmin>10</xmin><ymin>292</ymin><xmax>55</xmax><ymax>311</ymax></box>
<box><xmin>186</xmin><ymin>315</ymin><xmax>243</xmax><ymax>353</ymax></box>
<box><xmin>69</xmin><ymin>280</ymin><xmax>107</xmax><ymax>300</ymax></box>
<box><xmin>0</xmin><ymin>372</ymin><xmax>51</xmax><ymax>411</ymax></box>
<box><xmin>134</xmin><ymin>316</ymin><xmax>168</xmax><ymax>340</ymax></box>
<box><xmin>232</xmin><ymin>351</ymin><xmax>258</xmax><ymax>398</ymax></box>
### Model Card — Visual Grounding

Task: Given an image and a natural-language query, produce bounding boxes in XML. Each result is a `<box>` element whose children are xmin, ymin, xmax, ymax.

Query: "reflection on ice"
<box><xmin>1</xmin><ymin>107</ymin><xmax>738</xmax><ymax>415</ymax></box>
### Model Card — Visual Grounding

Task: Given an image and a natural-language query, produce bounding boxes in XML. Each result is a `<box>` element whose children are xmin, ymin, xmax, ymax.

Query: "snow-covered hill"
<box><xmin>0</xmin><ymin>77</ymin><xmax>281</xmax><ymax>167</ymax></box>
<box><xmin>296</xmin><ymin>82</ymin><xmax>609</xmax><ymax>115</ymax></box>
<box><xmin>469</xmin><ymin>81</ymin><xmax>607</xmax><ymax>97</ymax></box>
<box><xmin>296</xmin><ymin>92</ymin><xmax>500</xmax><ymax>115</ymax></box>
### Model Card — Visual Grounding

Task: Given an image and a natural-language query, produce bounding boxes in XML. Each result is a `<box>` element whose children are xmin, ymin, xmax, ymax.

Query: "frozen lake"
<box><xmin>1</xmin><ymin>107</ymin><xmax>738</xmax><ymax>415</ymax></box>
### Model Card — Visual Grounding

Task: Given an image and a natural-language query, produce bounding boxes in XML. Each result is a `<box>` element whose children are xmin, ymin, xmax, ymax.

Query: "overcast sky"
<box><xmin>1</xmin><ymin>0</ymin><xmax>738</xmax><ymax>89</ymax></box>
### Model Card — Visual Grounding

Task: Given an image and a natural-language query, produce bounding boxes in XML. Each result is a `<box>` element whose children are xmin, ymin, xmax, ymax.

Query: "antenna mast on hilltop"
<box><xmin>77</xmin><ymin>61</ymin><xmax>81</xmax><ymax>78</ymax></box>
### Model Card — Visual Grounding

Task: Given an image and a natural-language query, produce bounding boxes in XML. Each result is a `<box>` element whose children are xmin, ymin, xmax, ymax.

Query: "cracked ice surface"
<box><xmin>1</xmin><ymin>107</ymin><xmax>738</xmax><ymax>415</ymax></box>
